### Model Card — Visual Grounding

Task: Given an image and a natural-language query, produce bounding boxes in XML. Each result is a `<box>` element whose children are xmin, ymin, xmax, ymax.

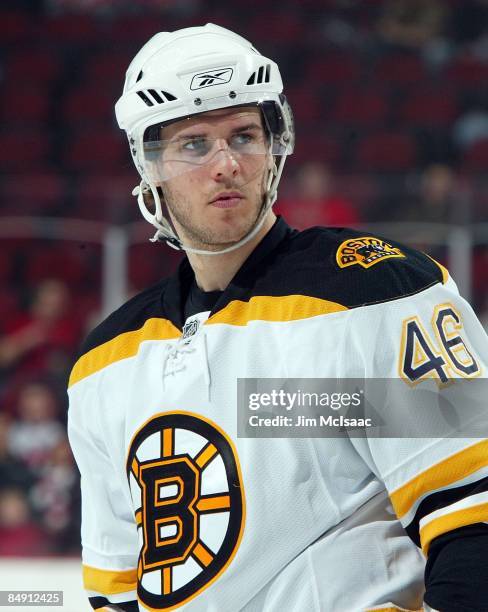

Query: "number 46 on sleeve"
<box><xmin>399</xmin><ymin>303</ymin><xmax>481</xmax><ymax>385</ymax></box>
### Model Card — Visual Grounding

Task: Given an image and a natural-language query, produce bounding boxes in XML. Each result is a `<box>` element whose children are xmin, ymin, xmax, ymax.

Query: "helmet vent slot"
<box><xmin>148</xmin><ymin>89</ymin><xmax>164</xmax><ymax>104</ymax></box>
<box><xmin>246</xmin><ymin>64</ymin><xmax>271</xmax><ymax>85</ymax></box>
<box><xmin>137</xmin><ymin>91</ymin><xmax>154</xmax><ymax>106</ymax></box>
<box><xmin>137</xmin><ymin>90</ymin><xmax>177</xmax><ymax>106</ymax></box>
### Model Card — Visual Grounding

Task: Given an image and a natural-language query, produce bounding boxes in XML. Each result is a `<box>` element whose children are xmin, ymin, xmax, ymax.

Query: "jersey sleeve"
<box><xmin>346</xmin><ymin>272</ymin><xmax>488</xmax><ymax>557</ymax></box>
<box><xmin>68</xmin><ymin>381</ymin><xmax>139</xmax><ymax>611</ymax></box>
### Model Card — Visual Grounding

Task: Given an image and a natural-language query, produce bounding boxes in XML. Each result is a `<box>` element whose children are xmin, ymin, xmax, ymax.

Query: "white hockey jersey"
<box><xmin>68</xmin><ymin>219</ymin><xmax>488</xmax><ymax>612</ymax></box>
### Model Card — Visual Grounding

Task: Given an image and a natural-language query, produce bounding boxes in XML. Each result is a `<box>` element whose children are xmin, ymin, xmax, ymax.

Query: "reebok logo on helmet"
<box><xmin>190</xmin><ymin>68</ymin><xmax>233</xmax><ymax>90</ymax></box>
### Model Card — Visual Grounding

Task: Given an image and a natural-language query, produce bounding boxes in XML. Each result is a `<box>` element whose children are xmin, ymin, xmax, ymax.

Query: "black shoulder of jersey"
<box><xmin>78</xmin><ymin>278</ymin><xmax>169</xmax><ymax>357</ymax></box>
<box><xmin>255</xmin><ymin>225</ymin><xmax>445</xmax><ymax>309</ymax></box>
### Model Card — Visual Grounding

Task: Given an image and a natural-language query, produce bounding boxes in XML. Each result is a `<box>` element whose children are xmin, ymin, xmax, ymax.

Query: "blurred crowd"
<box><xmin>1</xmin><ymin>0</ymin><xmax>488</xmax><ymax>556</ymax></box>
<box><xmin>0</xmin><ymin>280</ymin><xmax>82</xmax><ymax>556</ymax></box>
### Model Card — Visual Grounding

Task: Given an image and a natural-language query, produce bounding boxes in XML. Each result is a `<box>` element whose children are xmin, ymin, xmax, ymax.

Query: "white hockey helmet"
<box><xmin>115</xmin><ymin>23</ymin><xmax>294</xmax><ymax>254</ymax></box>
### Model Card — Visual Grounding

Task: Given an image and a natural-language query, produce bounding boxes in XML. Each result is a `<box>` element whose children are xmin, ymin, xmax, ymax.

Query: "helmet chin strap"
<box><xmin>132</xmin><ymin>150</ymin><xmax>288</xmax><ymax>257</ymax></box>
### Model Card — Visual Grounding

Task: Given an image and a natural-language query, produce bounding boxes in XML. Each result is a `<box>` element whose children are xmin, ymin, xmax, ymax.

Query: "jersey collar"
<box><xmin>162</xmin><ymin>216</ymin><xmax>295</xmax><ymax>330</ymax></box>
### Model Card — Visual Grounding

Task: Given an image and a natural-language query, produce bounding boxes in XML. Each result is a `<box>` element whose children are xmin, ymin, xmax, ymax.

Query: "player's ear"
<box><xmin>142</xmin><ymin>190</ymin><xmax>155</xmax><ymax>213</ymax></box>
<box><xmin>158</xmin><ymin>184</ymin><xmax>171</xmax><ymax>218</ymax></box>
<box><xmin>141</xmin><ymin>186</ymin><xmax>165</xmax><ymax>213</ymax></box>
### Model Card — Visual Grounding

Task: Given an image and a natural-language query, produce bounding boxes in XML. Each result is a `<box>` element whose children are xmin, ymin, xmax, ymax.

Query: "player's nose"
<box><xmin>209</xmin><ymin>147</ymin><xmax>240</xmax><ymax>181</ymax></box>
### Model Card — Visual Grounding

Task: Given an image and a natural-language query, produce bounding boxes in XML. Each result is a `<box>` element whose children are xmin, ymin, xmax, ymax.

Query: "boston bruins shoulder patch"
<box><xmin>336</xmin><ymin>236</ymin><xmax>405</xmax><ymax>269</ymax></box>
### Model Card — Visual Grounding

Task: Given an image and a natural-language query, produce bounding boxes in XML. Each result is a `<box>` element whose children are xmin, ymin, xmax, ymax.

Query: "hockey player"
<box><xmin>68</xmin><ymin>24</ymin><xmax>488</xmax><ymax>611</ymax></box>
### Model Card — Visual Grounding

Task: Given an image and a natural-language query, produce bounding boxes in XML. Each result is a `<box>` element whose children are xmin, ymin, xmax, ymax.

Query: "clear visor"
<box><xmin>142</xmin><ymin>130</ymin><xmax>285</xmax><ymax>183</ymax></box>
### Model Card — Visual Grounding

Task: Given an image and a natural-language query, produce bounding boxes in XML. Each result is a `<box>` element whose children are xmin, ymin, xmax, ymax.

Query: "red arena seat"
<box><xmin>4</xmin><ymin>48</ymin><xmax>63</xmax><ymax>84</ymax></box>
<box><xmin>1</xmin><ymin>87</ymin><xmax>51</xmax><ymax>124</ymax></box>
<box><xmin>462</xmin><ymin>138</ymin><xmax>488</xmax><ymax>172</ymax></box>
<box><xmin>73</xmin><ymin>174</ymin><xmax>134</xmax><ymax>222</ymax></box>
<box><xmin>372</xmin><ymin>54</ymin><xmax>427</xmax><ymax>87</ymax></box>
<box><xmin>44</xmin><ymin>13</ymin><xmax>99</xmax><ymax>43</ymax></box>
<box><xmin>82</xmin><ymin>51</ymin><xmax>133</xmax><ymax>87</ymax></box>
<box><xmin>329</xmin><ymin>87</ymin><xmax>390</xmax><ymax>127</ymax></box>
<box><xmin>306</xmin><ymin>53</ymin><xmax>362</xmax><ymax>85</ymax></box>
<box><xmin>0</xmin><ymin>289</ymin><xmax>18</xmax><ymax>323</ymax></box>
<box><xmin>447</xmin><ymin>55</ymin><xmax>488</xmax><ymax>89</ymax></box>
<box><xmin>1</xmin><ymin>173</ymin><xmax>66</xmax><ymax>215</ymax></box>
<box><xmin>129</xmin><ymin>243</ymin><xmax>181</xmax><ymax>291</ymax></box>
<box><xmin>0</xmin><ymin>130</ymin><xmax>51</xmax><ymax>172</ymax></box>
<box><xmin>355</xmin><ymin>131</ymin><xmax>417</xmax><ymax>172</ymax></box>
<box><xmin>399</xmin><ymin>88</ymin><xmax>458</xmax><ymax>128</ymax></box>
<box><xmin>0</xmin><ymin>11</ymin><xmax>34</xmax><ymax>44</ymax></box>
<box><xmin>248</xmin><ymin>13</ymin><xmax>305</xmax><ymax>43</ymax></box>
<box><xmin>62</xmin><ymin>86</ymin><xmax>115</xmax><ymax>125</ymax></box>
<box><xmin>65</xmin><ymin>130</ymin><xmax>130</xmax><ymax>172</ymax></box>
<box><xmin>24</xmin><ymin>244</ymin><xmax>89</xmax><ymax>285</ymax></box>
<box><xmin>109</xmin><ymin>16</ymin><xmax>161</xmax><ymax>45</ymax></box>
<box><xmin>286</xmin><ymin>88</ymin><xmax>322</xmax><ymax>123</ymax></box>
<box><xmin>292</xmin><ymin>132</ymin><xmax>343</xmax><ymax>167</ymax></box>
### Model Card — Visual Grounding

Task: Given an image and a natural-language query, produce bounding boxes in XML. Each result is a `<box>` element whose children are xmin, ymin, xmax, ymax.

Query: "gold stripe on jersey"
<box><xmin>427</xmin><ymin>255</ymin><xmax>449</xmax><ymax>284</ymax></box>
<box><xmin>365</xmin><ymin>607</ymin><xmax>423</xmax><ymax>612</ymax></box>
<box><xmin>69</xmin><ymin>318</ymin><xmax>180</xmax><ymax>387</ymax></box>
<box><xmin>390</xmin><ymin>439</ymin><xmax>488</xmax><ymax>520</ymax></box>
<box><xmin>207</xmin><ymin>294</ymin><xmax>348</xmax><ymax>327</ymax></box>
<box><xmin>82</xmin><ymin>564</ymin><xmax>137</xmax><ymax>595</ymax></box>
<box><xmin>420</xmin><ymin>501</ymin><xmax>488</xmax><ymax>554</ymax></box>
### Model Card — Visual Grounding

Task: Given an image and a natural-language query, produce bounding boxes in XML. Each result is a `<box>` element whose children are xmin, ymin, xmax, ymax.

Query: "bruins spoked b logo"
<box><xmin>127</xmin><ymin>412</ymin><xmax>245</xmax><ymax>610</ymax></box>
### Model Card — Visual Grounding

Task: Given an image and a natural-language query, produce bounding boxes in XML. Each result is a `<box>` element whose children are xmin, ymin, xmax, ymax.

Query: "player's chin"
<box><xmin>206</xmin><ymin>217</ymin><xmax>256</xmax><ymax>247</ymax></box>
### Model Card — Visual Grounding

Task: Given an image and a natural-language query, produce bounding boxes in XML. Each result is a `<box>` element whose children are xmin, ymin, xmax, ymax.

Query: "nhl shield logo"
<box><xmin>190</xmin><ymin>67</ymin><xmax>233</xmax><ymax>90</ymax></box>
<box><xmin>336</xmin><ymin>236</ymin><xmax>405</xmax><ymax>269</ymax></box>
<box><xmin>182</xmin><ymin>318</ymin><xmax>200</xmax><ymax>342</ymax></box>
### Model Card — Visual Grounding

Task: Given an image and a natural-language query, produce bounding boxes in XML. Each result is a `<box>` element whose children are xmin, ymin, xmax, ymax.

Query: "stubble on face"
<box><xmin>161</xmin><ymin>170</ymin><xmax>267</xmax><ymax>251</ymax></box>
<box><xmin>157</xmin><ymin>107</ymin><xmax>271</xmax><ymax>251</ymax></box>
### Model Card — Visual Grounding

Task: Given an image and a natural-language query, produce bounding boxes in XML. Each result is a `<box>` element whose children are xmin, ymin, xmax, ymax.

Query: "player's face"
<box><xmin>158</xmin><ymin>107</ymin><xmax>271</xmax><ymax>250</ymax></box>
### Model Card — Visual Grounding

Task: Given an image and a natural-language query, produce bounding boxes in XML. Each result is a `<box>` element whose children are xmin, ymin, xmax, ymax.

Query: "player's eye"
<box><xmin>180</xmin><ymin>137</ymin><xmax>210</xmax><ymax>156</ymax></box>
<box><xmin>231</xmin><ymin>132</ymin><xmax>254</xmax><ymax>147</ymax></box>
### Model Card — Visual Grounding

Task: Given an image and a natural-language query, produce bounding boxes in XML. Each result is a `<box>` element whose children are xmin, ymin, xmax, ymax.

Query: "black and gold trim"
<box><xmin>70</xmin><ymin>219</ymin><xmax>446</xmax><ymax>388</ymax></box>
<box><xmin>390</xmin><ymin>440</ymin><xmax>488</xmax><ymax>519</ymax></box>
<box><xmin>90</xmin><ymin>597</ymin><xmax>139</xmax><ymax>611</ymax></box>
<box><xmin>69</xmin><ymin>317</ymin><xmax>180</xmax><ymax>387</ymax></box>
<box><xmin>405</xmin><ymin>476</ymin><xmax>488</xmax><ymax>547</ymax></box>
<box><xmin>390</xmin><ymin>440</ymin><xmax>488</xmax><ymax>553</ymax></box>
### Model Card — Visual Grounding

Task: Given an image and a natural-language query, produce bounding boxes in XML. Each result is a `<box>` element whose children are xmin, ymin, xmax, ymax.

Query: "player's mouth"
<box><xmin>209</xmin><ymin>191</ymin><xmax>243</xmax><ymax>208</ymax></box>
